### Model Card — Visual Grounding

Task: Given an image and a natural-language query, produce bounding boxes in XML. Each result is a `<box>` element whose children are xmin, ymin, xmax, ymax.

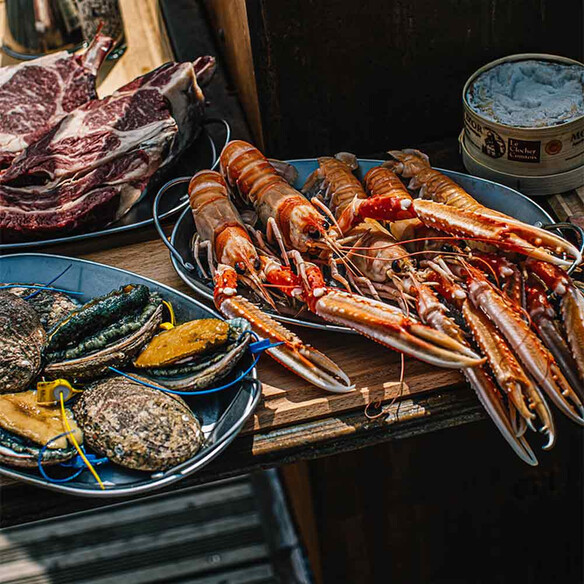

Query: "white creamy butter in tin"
<box><xmin>467</xmin><ymin>60</ymin><xmax>584</xmax><ymax>128</ymax></box>
<box><xmin>462</xmin><ymin>54</ymin><xmax>584</xmax><ymax>182</ymax></box>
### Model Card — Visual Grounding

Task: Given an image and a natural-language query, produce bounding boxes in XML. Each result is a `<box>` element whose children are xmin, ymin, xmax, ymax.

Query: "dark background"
<box><xmin>245</xmin><ymin>0</ymin><xmax>584</xmax><ymax>158</ymax></box>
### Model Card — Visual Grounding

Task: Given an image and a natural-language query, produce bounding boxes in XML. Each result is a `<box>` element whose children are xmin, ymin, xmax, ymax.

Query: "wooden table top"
<box><xmin>0</xmin><ymin>0</ymin><xmax>582</xmax><ymax>526</ymax></box>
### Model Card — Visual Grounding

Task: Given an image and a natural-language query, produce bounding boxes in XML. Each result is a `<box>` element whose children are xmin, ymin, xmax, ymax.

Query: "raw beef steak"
<box><xmin>0</xmin><ymin>56</ymin><xmax>215</xmax><ymax>241</ymax></box>
<box><xmin>0</xmin><ymin>35</ymin><xmax>113</xmax><ymax>169</ymax></box>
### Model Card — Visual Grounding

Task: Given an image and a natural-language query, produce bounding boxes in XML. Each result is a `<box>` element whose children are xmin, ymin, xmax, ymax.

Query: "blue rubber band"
<box><xmin>61</xmin><ymin>454</ymin><xmax>109</xmax><ymax>469</ymax></box>
<box><xmin>37</xmin><ymin>431</ymin><xmax>85</xmax><ymax>483</ymax></box>
<box><xmin>37</xmin><ymin>431</ymin><xmax>109</xmax><ymax>483</ymax></box>
<box><xmin>25</xmin><ymin>265</ymin><xmax>73</xmax><ymax>300</ymax></box>
<box><xmin>109</xmin><ymin>354</ymin><xmax>260</xmax><ymax>396</ymax></box>
<box><xmin>107</xmin><ymin>330</ymin><xmax>282</xmax><ymax>396</ymax></box>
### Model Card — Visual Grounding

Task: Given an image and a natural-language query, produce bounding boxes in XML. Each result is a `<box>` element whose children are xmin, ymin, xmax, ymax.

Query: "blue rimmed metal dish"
<box><xmin>165</xmin><ymin>159</ymin><xmax>556</xmax><ymax>332</ymax></box>
<box><xmin>0</xmin><ymin>253</ymin><xmax>261</xmax><ymax>497</ymax></box>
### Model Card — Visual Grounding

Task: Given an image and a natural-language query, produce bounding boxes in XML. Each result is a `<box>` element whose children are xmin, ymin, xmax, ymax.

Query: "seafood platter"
<box><xmin>160</xmin><ymin>139</ymin><xmax>584</xmax><ymax>467</ymax></box>
<box><xmin>0</xmin><ymin>254</ymin><xmax>261</xmax><ymax>496</ymax></box>
<box><xmin>0</xmin><ymin>33</ymin><xmax>222</xmax><ymax>250</ymax></box>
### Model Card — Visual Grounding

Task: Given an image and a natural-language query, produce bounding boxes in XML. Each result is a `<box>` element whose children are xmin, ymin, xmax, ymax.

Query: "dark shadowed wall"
<box><xmin>244</xmin><ymin>0</ymin><xmax>584</xmax><ymax>157</ymax></box>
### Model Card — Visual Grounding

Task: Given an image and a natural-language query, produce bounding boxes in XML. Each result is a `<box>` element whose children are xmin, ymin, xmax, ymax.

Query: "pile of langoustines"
<box><xmin>186</xmin><ymin>138</ymin><xmax>584</xmax><ymax>465</ymax></box>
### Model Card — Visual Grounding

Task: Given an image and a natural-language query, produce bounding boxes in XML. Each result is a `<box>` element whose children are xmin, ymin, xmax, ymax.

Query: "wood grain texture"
<box><xmin>204</xmin><ymin>0</ymin><xmax>264</xmax><ymax>147</ymax></box>
<box><xmin>549</xmin><ymin>186</ymin><xmax>584</xmax><ymax>223</ymax></box>
<box><xmin>281</xmin><ymin>461</ymin><xmax>323</xmax><ymax>584</ymax></box>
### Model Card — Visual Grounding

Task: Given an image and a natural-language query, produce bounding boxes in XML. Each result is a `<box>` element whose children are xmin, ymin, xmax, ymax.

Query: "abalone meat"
<box><xmin>0</xmin><ymin>390</ymin><xmax>81</xmax><ymax>467</ymax></box>
<box><xmin>134</xmin><ymin>318</ymin><xmax>251</xmax><ymax>391</ymax></box>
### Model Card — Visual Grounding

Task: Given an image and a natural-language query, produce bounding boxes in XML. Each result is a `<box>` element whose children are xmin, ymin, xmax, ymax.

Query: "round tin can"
<box><xmin>459</xmin><ymin>132</ymin><xmax>584</xmax><ymax>196</ymax></box>
<box><xmin>462</xmin><ymin>54</ymin><xmax>584</xmax><ymax>178</ymax></box>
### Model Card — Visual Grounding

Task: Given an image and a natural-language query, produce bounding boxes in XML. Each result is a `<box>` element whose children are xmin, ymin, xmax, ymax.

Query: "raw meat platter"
<box><xmin>0</xmin><ymin>35</ymin><xmax>219</xmax><ymax>250</ymax></box>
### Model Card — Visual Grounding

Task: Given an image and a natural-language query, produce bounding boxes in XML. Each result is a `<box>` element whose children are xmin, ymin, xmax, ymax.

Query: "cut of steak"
<box><xmin>0</xmin><ymin>56</ymin><xmax>216</xmax><ymax>241</ymax></box>
<box><xmin>0</xmin><ymin>34</ymin><xmax>113</xmax><ymax>170</ymax></box>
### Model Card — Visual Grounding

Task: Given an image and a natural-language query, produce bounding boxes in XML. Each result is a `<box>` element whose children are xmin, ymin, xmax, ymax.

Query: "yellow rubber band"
<box><xmin>59</xmin><ymin>393</ymin><xmax>105</xmax><ymax>490</ymax></box>
<box><xmin>160</xmin><ymin>300</ymin><xmax>176</xmax><ymax>330</ymax></box>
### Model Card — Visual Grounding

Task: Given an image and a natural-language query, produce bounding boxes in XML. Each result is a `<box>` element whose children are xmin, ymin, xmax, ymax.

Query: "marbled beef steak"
<box><xmin>0</xmin><ymin>56</ymin><xmax>215</xmax><ymax>241</ymax></box>
<box><xmin>0</xmin><ymin>34</ymin><xmax>113</xmax><ymax>170</ymax></box>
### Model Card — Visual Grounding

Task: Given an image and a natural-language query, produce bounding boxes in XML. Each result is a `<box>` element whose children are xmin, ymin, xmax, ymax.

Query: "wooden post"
<box><xmin>281</xmin><ymin>461</ymin><xmax>324</xmax><ymax>584</ymax></box>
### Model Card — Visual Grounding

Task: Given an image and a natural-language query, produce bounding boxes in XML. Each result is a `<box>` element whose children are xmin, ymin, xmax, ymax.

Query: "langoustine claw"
<box><xmin>387</xmin><ymin>149</ymin><xmax>582</xmax><ymax>267</ymax></box>
<box><xmin>428</xmin><ymin>263</ymin><xmax>555</xmax><ymax>451</ymax></box>
<box><xmin>213</xmin><ymin>264</ymin><xmax>353</xmax><ymax>393</ymax></box>
<box><xmin>461</xmin><ymin>264</ymin><xmax>584</xmax><ymax>425</ymax></box>
<box><xmin>287</xmin><ymin>252</ymin><xmax>484</xmax><ymax>370</ymax></box>
<box><xmin>526</xmin><ymin>259</ymin><xmax>584</xmax><ymax>391</ymax></box>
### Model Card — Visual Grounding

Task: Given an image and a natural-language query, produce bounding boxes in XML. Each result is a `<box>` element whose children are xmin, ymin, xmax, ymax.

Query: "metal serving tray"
<box><xmin>0</xmin><ymin>253</ymin><xmax>261</xmax><ymax>497</ymax></box>
<box><xmin>168</xmin><ymin>159</ymin><xmax>555</xmax><ymax>332</ymax></box>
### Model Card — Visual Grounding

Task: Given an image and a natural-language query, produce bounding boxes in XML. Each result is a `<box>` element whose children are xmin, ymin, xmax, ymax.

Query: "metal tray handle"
<box><xmin>153</xmin><ymin>118</ymin><xmax>231</xmax><ymax>272</ymax></box>
<box><xmin>542</xmin><ymin>221</ymin><xmax>584</xmax><ymax>275</ymax></box>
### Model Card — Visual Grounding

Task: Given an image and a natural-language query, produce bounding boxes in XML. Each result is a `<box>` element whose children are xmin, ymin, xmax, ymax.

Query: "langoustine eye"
<box><xmin>306</xmin><ymin>225</ymin><xmax>321</xmax><ymax>239</ymax></box>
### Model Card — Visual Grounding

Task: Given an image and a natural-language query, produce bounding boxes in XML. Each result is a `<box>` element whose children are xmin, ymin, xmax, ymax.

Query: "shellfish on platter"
<box><xmin>8</xmin><ymin>285</ymin><xmax>79</xmax><ymax>331</ymax></box>
<box><xmin>44</xmin><ymin>284</ymin><xmax>164</xmax><ymax>382</ymax></box>
<box><xmin>0</xmin><ymin>390</ymin><xmax>81</xmax><ymax>467</ymax></box>
<box><xmin>134</xmin><ymin>317</ymin><xmax>252</xmax><ymax>391</ymax></box>
<box><xmin>0</xmin><ymin>292</ymin><xmax>47</xmax><ymax>393</ymax></box>
<box><xmin>72</xmin><ymin>376</ymin><xmax>204</xmax><ymax>472</ymax></box>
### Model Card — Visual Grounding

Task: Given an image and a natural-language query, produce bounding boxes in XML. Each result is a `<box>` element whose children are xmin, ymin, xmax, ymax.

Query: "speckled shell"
<box><xmin>73</xmin><ymin>376</ymin><xmax>204</xmax><ymax>471</ymax></box>
<box><xmin>8</xmin><ymin>286</ymin><xmax>79</xmax><ymax>331</ymax></box>
<box><xmin>0</xmin><ymin>292</ymin><xmax>46</xmax><ymax>393</ymax></box>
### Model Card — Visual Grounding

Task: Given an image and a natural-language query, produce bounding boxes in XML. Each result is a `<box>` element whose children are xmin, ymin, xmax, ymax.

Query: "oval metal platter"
<box><xmin>0</xmin><ymin>128</ymin><xmax>214</xmax><ymax>252</ymax></box>
<box><xmin>0</xmin><ymin>253</ymin><xmax>261</xmax><ymax>497</ymax></box>
<box><xmin>170</xmin><ymin>158</ymin><xmax>555</xmax><ymax>332</ymax></box>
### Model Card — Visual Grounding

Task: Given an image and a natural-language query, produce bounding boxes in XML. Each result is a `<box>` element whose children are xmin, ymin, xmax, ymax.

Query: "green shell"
<box><xmin>48</xmin><ymin>284</ymin><xmax>151</xmax><ymax>351</ymax></box>
<box><xmin>47</xmin><ymin>294</ymin><xmax>162</xmax><ymax>361</ymax></box>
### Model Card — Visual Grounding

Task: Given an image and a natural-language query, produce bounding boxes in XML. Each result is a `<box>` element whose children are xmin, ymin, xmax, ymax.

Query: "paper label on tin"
<box><xmin>482</xmin><ymin>128</ymin><xmax>506</xmax><ymax>159</ymax></box>
<box><xmin>463</xmin><ymin>106</ymin><xmax>584</xmax><ymax>174</ymax></box>
<box><xmin>572</xmin><ymin>129</ymin><xmax>584</xmax><ymax>148</ymax></box>
<box><xmin>508</xmin><ymin>139</ymin><xmax>541</xmax><ymax>163</ymax></box>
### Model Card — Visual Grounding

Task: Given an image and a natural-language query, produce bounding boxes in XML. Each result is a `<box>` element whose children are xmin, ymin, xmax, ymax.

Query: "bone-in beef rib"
<box><xmin>0</xmin><ymin>56</ymin><xmax>215</xmax><ymax>242</ymax></box>
<box><xmin>0</xmin><ymin>35</ymin><xmax>113</xmax><ymax>170</ymax></box>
